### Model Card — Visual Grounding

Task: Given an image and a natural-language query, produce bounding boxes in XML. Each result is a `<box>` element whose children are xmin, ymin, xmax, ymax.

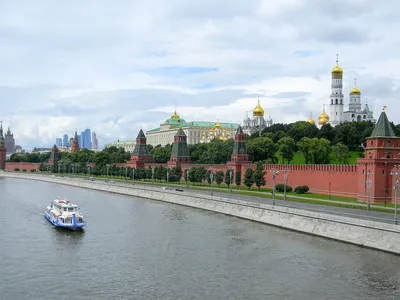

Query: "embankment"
<box><xmin>2</xmin><ymin>172</ymin><xmax>400</xmax><ymax>254</ymax></box>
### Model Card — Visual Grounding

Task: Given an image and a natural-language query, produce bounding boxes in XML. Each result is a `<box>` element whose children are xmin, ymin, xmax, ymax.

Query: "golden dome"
<box><xmin>350</xmin><ymin>79</ymin><xmax>361</xmax><ymax>95</ymax></box>
<box><xmin>209</xmin><ymin>127</ymin><xmax>215</xmax><ymax>132</ymax></box>
<box><xmin>253</xmin><ymin>99</ymin><xmax>264</xmax><ymax>117</ymax></box>
<box><xmin>332</xmin><ymin>54</ymin><xmax>343</xmax><ymax>75</ymax></box>
<box><xmin>215</xmin><ymin>121</ymin><xmax>222</xmax><ymax>129</ymax></box>
<box><xmin>307</xmin><ymin>114</ymin><xmax>315</xmax><ymax>125</ymax></box>
<box><xmin>318</xmin><ymin>106</ymin><xmax>329</xmax><ymax>125</ymax></box>
<box><xmin>202</xmin><ymin>131</ymin><xmax>206</xmax><ymax>136</ymax></box>
<box><xmin>171</xmin><ymin>111</ymin><xmax>179</xmax><ymax>119</ymax></box>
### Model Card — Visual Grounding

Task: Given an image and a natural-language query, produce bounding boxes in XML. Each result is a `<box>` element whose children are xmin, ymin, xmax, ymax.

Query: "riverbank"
<box><xmin>2</xmin><ymin>172</ymin><xmax>400</xmax><ymax>254</ymax></box>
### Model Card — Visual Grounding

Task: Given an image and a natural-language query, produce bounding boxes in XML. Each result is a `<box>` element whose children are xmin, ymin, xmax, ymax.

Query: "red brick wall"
<box><xmin>5</xmin><ymin>162</ymin><xmax>41</xmax><ymax>172</ymax></box>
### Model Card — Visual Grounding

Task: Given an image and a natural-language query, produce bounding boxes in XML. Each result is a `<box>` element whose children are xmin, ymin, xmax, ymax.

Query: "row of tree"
<box><xmin>9</xmin><ymin>119</ymin><xmax>394</xmax><ymax>166</ymax></box>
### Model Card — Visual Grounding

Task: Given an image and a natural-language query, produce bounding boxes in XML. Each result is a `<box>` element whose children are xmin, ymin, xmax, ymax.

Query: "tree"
<box><xmin>297</xmin><ymin>137</ymin><xmax>313</xmax><ymax>164</ymax></box>
<box><xmin>247</xmin><ymin>137</ymin><xmax>278</xmax><ymax>163</ymax></box>
<box><xmin>277</xmin><ymin>136</ymin><xmax>296</xmax><ymax>163</ymax></box>
<box><xmin>252</xmin><ymin>162</ymin><xmax>266</xmax><ymax>190</ymax></box>
<box><xmin>332</xmin><ymin>142</ymin><xmax>350</xmax><ymax>164</ymax></box>
<box><xmin>310</xmin><ymin>138</ymin><xmax>332</xmax><ymax>164</ymax></box>
<box><xmin>235</xmin><ymin>170</ymin><xmax>241</xmax><ymax>186</ymax></box>
<box><xmin>243</xmin><ymin>168</ymin><xmax>255</xmax><ymax>190</ymax></box>
<box><xmin>189</xmin><ymin>166</ymin><xmax>198</xmax><ymax>185</ymax></box>
<box><xmin>195</xmin><ymin>166</ymin><xmax>207</xmax><ymax>184</ymax></box>
<box><xmin>215</xmin><ymin>171</ymin><xmax>224</xmax><ymax>186</ymax></box>
<box><xmin>225</xmin><ymin>169</ymin><xmax>234</xmax><ymax>186</ymax></box>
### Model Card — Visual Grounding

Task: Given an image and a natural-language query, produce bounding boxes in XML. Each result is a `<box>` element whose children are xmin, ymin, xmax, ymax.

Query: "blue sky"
<box><xmin>1</xmin><ymin>0</ymin><xmax>400</xmax><ymax>149</ymax></box>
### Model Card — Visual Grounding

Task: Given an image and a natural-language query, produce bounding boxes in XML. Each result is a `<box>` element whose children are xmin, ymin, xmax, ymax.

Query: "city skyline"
<box><xmin>1</xmin><ymin>1</ymin><xmax>400</xmax><ymax>149</ymax></box>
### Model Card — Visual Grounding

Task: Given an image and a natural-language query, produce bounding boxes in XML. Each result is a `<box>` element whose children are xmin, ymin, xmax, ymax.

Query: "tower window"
<box><xmin>382</xmin><ymin>169</ymin><xmax>385</xmax><ymax>175</ymax></box>
<box><xmin>335</xmin><ymin>99</ymin><xmax>338</xmax><ymax>104</ymax></box>
<box><xmin>386</xmin><ymin>140</ymin><xmax>391</xmax><ymax>147</ymax></box>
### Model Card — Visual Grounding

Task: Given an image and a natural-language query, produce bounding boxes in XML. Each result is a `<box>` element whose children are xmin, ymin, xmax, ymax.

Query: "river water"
<box><xmin>0</xmin><ymin>177</ymin><xmax>399</xmax><ymax>300</ymax></box>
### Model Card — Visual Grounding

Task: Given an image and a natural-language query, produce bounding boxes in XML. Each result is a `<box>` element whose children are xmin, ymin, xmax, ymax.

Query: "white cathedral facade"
<box><xmin>327</xmin><ymin>55</ymin><xmax>375</xmax><ymax>127</ymax></box>
<box><xmin>242</xmin><ymin>100</ymin><xmax>273</xmax><ymax>135</ymax></box>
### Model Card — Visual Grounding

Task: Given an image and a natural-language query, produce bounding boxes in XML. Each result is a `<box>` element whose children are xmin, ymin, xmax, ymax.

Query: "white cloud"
<box><xmin>1</xmin><ymin>0</ymin><xmax>400</xmax><ymax>150</ymax></box>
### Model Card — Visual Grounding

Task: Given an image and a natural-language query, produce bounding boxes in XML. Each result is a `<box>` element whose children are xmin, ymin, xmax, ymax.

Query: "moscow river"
<box><xmin>0</xmin><ymin>177</ymin><xmax>399</xmax><ymax>300</ymax></box>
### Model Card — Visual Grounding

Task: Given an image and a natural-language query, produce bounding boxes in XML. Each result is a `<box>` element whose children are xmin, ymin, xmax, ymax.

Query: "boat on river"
<box><xmin>44</xmin><ymin>199</ymin><xmax>86</xmax><ymax>230</ymax></box>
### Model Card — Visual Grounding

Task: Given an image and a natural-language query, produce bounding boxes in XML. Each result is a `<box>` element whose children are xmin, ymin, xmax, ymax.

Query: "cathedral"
<box><xmin>310</xmin><ymin>55</ymin><xmax>375</xmax><ymax>127</ymax></box>
<box><xmin>242</xmin><ymin>100</ymin><xmax>273</xmax><ymax>135</ymax></box>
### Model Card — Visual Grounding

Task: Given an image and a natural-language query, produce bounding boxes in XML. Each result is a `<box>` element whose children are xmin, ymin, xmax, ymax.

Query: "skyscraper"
<box><xmin>5</xmin><ymin>126</ymin><xmax>15</xmax><ymax>154</ymax></box>
<box><xmin>62</xmin><ymin>134</ymin><xmax>69</xmax><ymax>147</ymax></box>
<box><xmin>82</xmin><ymin>128</ymin><xmax>92</xmax><ymax>149</ymax></box>
<box><xmin>56</xmin><ymin>138</ymin><xmax>62</xmax><ymax>147</ymax></box>
<box><xmin>92</xmin><ymin>132</ymin><xmax>98</xmax><ymax>150</ymax></box>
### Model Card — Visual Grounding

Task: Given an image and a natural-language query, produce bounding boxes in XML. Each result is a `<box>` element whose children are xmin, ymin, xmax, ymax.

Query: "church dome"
<box><xmin>318</xmin><ymin>107</ymin><xmax>329</xmax><ymax>125</ymax></box>
<box><xmin>307</xmin><ymin>116</ymin><xmax>315</xmax><ymax>125</ymax></box>
<box><xmin>215</xmin><ymin>121</ymin><xmax>222</xmax><ymax>129</ymax></box>
<box><xmin>253</xmin><ymin>100</ymin><xmax>264</xmax><ymax>117</ymax></box>
<box><xmin>350</xmin><ymin>87</ymin><xmax>361</xmax><ymax>95</ymax></box>
<box><xmin>332</xmin><ymin>54</ymin><xmax>343</xmax><ymax>75</ymax></box>
<box><xmin>171</xmin><ymin>111</ymin><xmax>179</xmax><ymax>119</ymax></box>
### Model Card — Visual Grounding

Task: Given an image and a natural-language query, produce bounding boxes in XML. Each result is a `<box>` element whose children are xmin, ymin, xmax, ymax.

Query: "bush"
<box><xmin>30</xmin><ymin>169</ymin><xmax>36</xmax><ymax>172</ymax></box>
<box><xmin>294</xmin><ymin>185</ymin><xmax>309</xmax><ymax>194</ymax></box>
<box><xmin>275</xmin><ymin>184</ymin><xmax>292</xmax><ymax>193</ymax></box>
<box><xmin>14</xmin><ymin>168</ymin><xmax>20</xmax><ymax>171</ymax></box>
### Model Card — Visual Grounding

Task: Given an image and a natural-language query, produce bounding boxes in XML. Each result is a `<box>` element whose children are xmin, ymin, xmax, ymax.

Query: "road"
<box><xmin>66</xmin><ymin>175</ymin><xmax>399</xmax><ymax>226</ymax></box>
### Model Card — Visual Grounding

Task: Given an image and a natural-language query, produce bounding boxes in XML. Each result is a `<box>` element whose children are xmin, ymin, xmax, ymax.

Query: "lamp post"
<box><xmin>283</xmin><ymin>169</ymin><xmax>289</xmax><ymax>201</ymax></box>
<box><xmin>185</xmin><ymin>168</ymin><xmax>189</xmax><ymax>188</ymax></box>
<box><xmin>270</xmin><ymin>169</ymin><xmax>279</xmax><ymax>205</ymax></box>
<box><xmin>229</xmin><ymin>169</ymin><xmax>233</xmax><ymax>193</ymax></box>
<box><xmin>210</xmin><ymin>172</ymin><xmax>214</xmax><ymax>196</ymax></box>
<box><xmin>106</xmin><ymin>164</ymin><xmax>110</xmax><ymax>179</ymax></box>
<box><xmin>390</xmin><ymin>166</ymin><xmax>399</xmax><ymax>225</ymax></box>
<box><xmin>87</xmin><ymin>165</ymin><xmax>90</xmax><ymax>177</ymax></box>
<box><xmin>367</xmin><ymin>170</ymin><xmax>373</xmax><ymax>211</ymax></box>
<box><xmin>166</xmin><ymin>169</ymin><xmax>169</xmax><ymax>186</ymax></box>
<box><xmin>152</xmin><ymin>168</ymin><xmax>154</xmax><ymax>184</ymax></box>
<box><xmin>125</xmin><ymin>163</ymin><xmax>128</xmax><ymax>181</ymax></box>
<box><xmin>132</xmin><ymin>168</ymin><xmax>135</xmax><ymax>185</ymax></box>
<box><xmin>58</xmin><ymin>165</ymin><xmax>61</xmax><ymax>174</ymax></box>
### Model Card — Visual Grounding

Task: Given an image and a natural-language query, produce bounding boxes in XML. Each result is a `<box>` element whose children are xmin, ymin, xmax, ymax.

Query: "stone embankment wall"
<box><xmin>1</xmin><ymin>172</ymin><xmax>399</xmax><ymax>255</ymax></box>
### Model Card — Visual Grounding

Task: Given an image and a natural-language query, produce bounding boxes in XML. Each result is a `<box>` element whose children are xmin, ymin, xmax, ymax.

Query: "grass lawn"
<box><xmin>285</xmin><ymin>151</ymin><xmax>363</xmax><ymax>165</ymax></box>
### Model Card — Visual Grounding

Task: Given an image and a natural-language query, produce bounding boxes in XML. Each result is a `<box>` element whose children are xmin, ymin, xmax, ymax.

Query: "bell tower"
<box><xmin>329</xmin><ymin>54</ymin><xmax>344</xmax><ymax>126</ymax></box>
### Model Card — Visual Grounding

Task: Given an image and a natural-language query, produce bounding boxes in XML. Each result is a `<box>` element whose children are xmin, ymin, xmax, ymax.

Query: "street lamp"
<box><xmin>125</xmin><ymin>163</ymin><xmax>128</xmax><ymax>181</ymax></box>
<box><xmin>185</xmin><ymin>168</ymin><xmax>189</xmax><ymax>188</ymax></box>
<box><xmin>87</xmin><ymin>165</ymin><xmax>90</xmax><ymax>177</ymax></box>
<box><xmin>166</xmin><ymin>169</ymin><xmax>169</xmax><ymax>186</ymax></box>
<box><xmin>282</xmin><ymin>169</ymin><xmax>290</xmax><ymax>201</ymax></box>
<box><xmin>210</xmin><ymin>172</ymin><xmax>214</xmax><ymax>196</ymax></box>
<box><xmin>367</xmin><ymin>170</ymin><xmax>373</xmax><ymax>211</ymax></box>
<box><xmin>270</xmin><ymin>169</ymin><xmax>279</xmax><ymax>205</ymax></box>
<box><xmin>229</xmin><ymin>169</ymin><xmax>233</xmax><ymax>193</ymax></box>
<box><xmin>132</xmin><ymin>168</ymin><xmax>135</xmax><ymax>185</ymax></box>
<box><xmin>390</xmin><ymin>166</ymin><xmax>399</xmax><ymax>225</ymax></box>
<box><xmin>106</xmin><ymin>164</ymin><xmax>110</xmax><ymax>179</ymax></box>
<box><xmin>152</xmin><ymin>167</ymin><xmax>154</xmax><ymax>184</ymax></box>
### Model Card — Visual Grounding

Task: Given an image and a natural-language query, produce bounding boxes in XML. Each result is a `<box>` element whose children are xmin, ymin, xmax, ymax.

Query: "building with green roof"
<box><xmin>146</xmin><ymin>111</ymin><xmax>238</xmax><ymax>146</ymax></box>
<box><xmin>105</xmin><ymin>140</ymin><xmax>136</xmax><ymax>152</ymax></box>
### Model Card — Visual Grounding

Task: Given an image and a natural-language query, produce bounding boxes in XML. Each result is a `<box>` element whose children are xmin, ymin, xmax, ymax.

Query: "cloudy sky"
<box><xmin>1</xmin><ymin>0</ymin><xmax>399</xmax><ymax>149</ymax></box>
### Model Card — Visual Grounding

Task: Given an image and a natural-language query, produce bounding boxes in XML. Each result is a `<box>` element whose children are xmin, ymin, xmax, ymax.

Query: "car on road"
<box><xmin>110</xmin><ymin>180</ymin><xmax>115</xmax><ymax>183</ymax></box>
<box><xmin>89</xmin><ymin>177</ymin><xmax>95</xmax><ymax>181</ymax></box>
<box><xmin>175</xmin><ymin>188</ymin><xmax>184</xmax><ymax>192</ymax></box>
<box><xmin>162</xmin><ymin>186</ymin><xmax>173</xmax><ymax>190</ymax></box>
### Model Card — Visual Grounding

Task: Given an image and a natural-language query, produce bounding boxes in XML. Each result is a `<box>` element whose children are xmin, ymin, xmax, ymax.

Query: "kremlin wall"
<box><xmin>1</xmin><ymin>109</ymin><xmax>400</xmax><ymax>205</ymax></box>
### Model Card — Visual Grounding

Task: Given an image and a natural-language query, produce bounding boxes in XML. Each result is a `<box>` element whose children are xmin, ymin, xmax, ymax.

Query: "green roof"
<box><xmin>369</xmin><ymin>111</ymin><xmax>396</xmax><ymax>138</ymax></box>
<box><xmin>146</xmin><ymin>121</ymin><xmax>238</xmax><ymax>133</ymax></box>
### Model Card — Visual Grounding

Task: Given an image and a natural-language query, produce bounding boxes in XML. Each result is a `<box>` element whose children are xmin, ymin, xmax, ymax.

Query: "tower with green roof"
<box><xmin>48</xmin><ymin>144</ymin><xmax>60</xmax><ymax>165</ymax></box>
<box><xmin>129</xmin><ymin>129</ymin><xmax>152</xmax><ymax>168</ymax></box>
<box><xmin>357</xmin><ymin>107</ymin><xmax>400</xmax><ymax>203</ymax></box>
<box><xmin>169</xmin><ymin>128</ymin><xmax>191</xmax><ymax>168</ymax></box>
<box><xmin>227</xmin><ymin>125</ymin><xmax>249</xmax><ymax>173</ymax></box>
<box><xmin>0</xmin><ymin>122</ymin><xmax>6</xmax><ymax>170</ymax></box>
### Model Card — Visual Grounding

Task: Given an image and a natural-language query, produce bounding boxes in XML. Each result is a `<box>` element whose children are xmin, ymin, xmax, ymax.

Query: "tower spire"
<box><xmin>354</xmin><ymin>78</ymin><xmax>357</xmax><ymax>87</ymax></box>
<box><xmin>0</xmin><ymin>121</ymin><xmax>2</xmax><ymax>136</ymax></box>
<box><xmin>336</xmin><ymin>53</ymin><xmax>339</xmax><ymax>66</ymax></box>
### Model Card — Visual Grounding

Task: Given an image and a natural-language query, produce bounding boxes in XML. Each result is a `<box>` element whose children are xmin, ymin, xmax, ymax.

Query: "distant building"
<box><xmin>15</xmin><ymin>145</ymin><xmax>24</xmax><ymax>154</ymax></box>
<box><xmin>5</xmin><ymin>126</ymin><xmax>16</xmax><ymax>154</ymax></box>
<box><xmin>78</xmin><ymin>134</ymin><xmax>82</xmax><ymax>148</ymax></box>
<box><xmin>80</xmin><ymin>128</ymin><xmax>92</xmax><ymax>149</ymax></box>
<box><xmin>70</xmin><ymin>130</ymin><xmax>80</xmax><ymax>153</ymax></box>
<box><xmin>31</xmin><ymin>147</ymin><xmax>52</xmax><ymax>154</ymax></box>
<box><xmin>56</xmin><ymin>138</ymin><xmax>62</xmax><ymax>147</ymax></box>
<box><xmin>105</xmin><ymin>140</ymin><xmax>136</xmax><ymax>153</ymax></box>
<box><xmin>62</xmin><ymin>134</ymin><xmax>69</xmax><ymax>147</ymax></box>
<box><xmin>92</xmin><ymin>132</ymin><xmax>98</xmax><ymax>150</ymax></box>
<box><xmin>146</xmin><ymin>111</ymin><xmax>237</xmax><ymax>146</ymax></box>
<box><xmin>242</xmin><ymin>100</ymin><xmax>273</xmax><ymax>135</ymax></box>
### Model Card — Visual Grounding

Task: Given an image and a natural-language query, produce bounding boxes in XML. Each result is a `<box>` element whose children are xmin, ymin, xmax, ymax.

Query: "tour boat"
<box><xmin>44</xmin><ymin>199</ymin><xmax>86</xmax><ymax>230</ymax></box>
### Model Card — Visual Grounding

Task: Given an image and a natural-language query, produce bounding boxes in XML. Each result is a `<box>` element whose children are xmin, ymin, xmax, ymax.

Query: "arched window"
<box><xmin>351</xmin><ymin>114</ymin><xmax>355</xmax><ymax>118</ymax></box>
<box><xmin>386</xmin><ymin>140</ymin><xmax>391</xmax><ymax>147</ymax></box>
<box><xmin>335</xmin><ymin>99</ymin><xmax>338</xmax><ymax>104</ymax></box>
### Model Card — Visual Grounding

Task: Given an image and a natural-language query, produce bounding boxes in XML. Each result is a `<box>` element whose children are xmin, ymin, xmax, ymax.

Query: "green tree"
<box><xmin>310</xmin><ymin>138</ymin><xmax>332</xmax><ymax>164</ymax></box>
<box><xmin>225</xmin><ymin>169</ymin><xmax>234</xmax><ymax>186</ymax></box>
<box><xmin>297</xmin><ymin>137</ymin><xmax>313</xmax><ymax>164</ymax></box>
<box><xmin>247</xmin><ymin>137</ymin><xmax>277</xmax><ymax>163</ymax></box>
<box><xmin>195</xmin><ymin>166</ymin><xmax>207</xmax><ymax>184</ymax></box>
<box><xmin>189</xmin><ymin>166</ymin><xmax>198</xmax><ymax>185</ymax></box>
<box><xmin>235</xmin><ymin>170</ymin><xmax>241</xmax><ymax>186</ymax></box>
<box><xmin>252</xmin><ymin>162</ymin><xmax>266</xmax><ymax>190</ymax></box>
<box><xmin>277</xmin><ymin>136</ymin><xmax>296</xmax><ymax>163</ymax></box>
<box><xmin>243</xmin><ymin>168</ymin><xmax>255</xmax><ymax>190</ymax></box>
<box><xmin>332</xmin><ymin>142</ymin><xmax>350</xmax><ymax>164</ymax></box>
<box><xmin>215</xmin><ymin>171</ymin><xmax>224</xmax><ymax>186</ymax></box>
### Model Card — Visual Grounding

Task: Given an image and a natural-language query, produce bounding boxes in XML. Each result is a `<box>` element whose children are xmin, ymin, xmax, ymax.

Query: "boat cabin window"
<box><xmin>67</xmin><ymin>207</ymin><xmax>75</xmax><ymax>212</ymax></box>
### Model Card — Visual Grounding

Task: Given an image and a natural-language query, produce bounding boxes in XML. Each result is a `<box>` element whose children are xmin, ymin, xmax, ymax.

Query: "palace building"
<box><xmin>146</xmin><ymin>111</ymin><xmax>237</xmax><ymax>146</ymax></box>
<box><xmin>242</xmin><ymin>99</ymin><xmax>273</xmax><ymax>135</ymax></box>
